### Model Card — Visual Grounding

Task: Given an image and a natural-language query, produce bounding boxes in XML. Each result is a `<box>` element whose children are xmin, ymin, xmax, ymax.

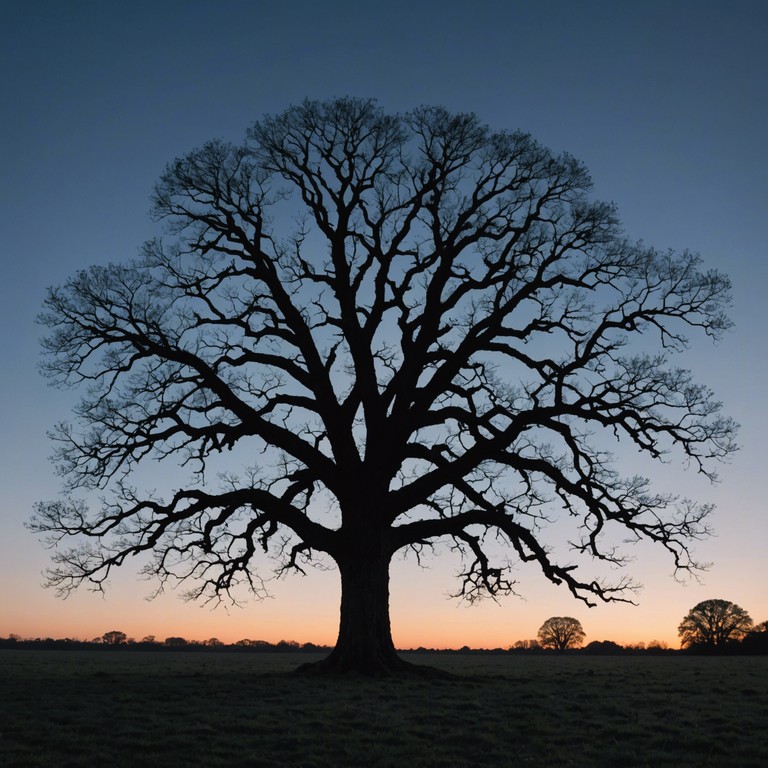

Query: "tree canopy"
<box><xmin>537</xmin><ymin>617</ymin><xmax>586</xmax><ymax>651</ymax></box>
<box><xmin>678</xmin><ymin>599</ymin><xmax>753</xmax><ymax>650</ymax></box>
<box><xmin>31</xmin><ymin>97</ymin><xmax>737</xmax><ymax>673</ymax></box>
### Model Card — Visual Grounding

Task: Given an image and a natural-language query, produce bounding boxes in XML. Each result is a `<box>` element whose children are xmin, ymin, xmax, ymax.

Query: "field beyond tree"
<box><xmin>2</xmin><ymin>650</ymin><xmax>766</xmax><ymax>767</ymax></box>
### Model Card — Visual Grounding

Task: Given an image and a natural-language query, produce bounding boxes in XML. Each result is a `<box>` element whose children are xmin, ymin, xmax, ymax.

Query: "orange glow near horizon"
<box><xmin>4</xmin><ymin>505</ymin><xmax>763</xmax><ymax>655</ymax></box>
<box><xmin>1</xmin><ymin>614</ymin><xmax>684</xmax><ymax>651</ymax></box>
<box><xmin>8</xmin><ymin>535</ymin><xmax>763</xmax><ymax>653</ymax></box>
<box><xmin>2</xmin><ymin>562</ymin><xmax>690</xmax><ymax>650</ymax></box>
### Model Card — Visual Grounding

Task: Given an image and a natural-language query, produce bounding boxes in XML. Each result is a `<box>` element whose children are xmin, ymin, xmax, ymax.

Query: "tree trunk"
<box><xmin>295</xmin><ymin>534</ymin><xmax>449</xmax><ymax>677</ymax></box>
<box><xmin>300</xmin><ymin>545</ymin><xmax>408</xmax><ymax>675</ymax></box>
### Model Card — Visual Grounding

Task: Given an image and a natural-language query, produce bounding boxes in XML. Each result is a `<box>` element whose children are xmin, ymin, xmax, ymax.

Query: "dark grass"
<box><xmin>1</xmin><ymin>650</ymin><xmax>766</xmax><ymax>767</ymax></box>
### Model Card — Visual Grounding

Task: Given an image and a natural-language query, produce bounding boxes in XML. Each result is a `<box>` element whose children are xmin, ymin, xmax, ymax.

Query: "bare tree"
<box><xmin>678</xmin><ymin>599</ymin><xmax>753</xmax><ymax>650</ymax></box>
<box><xmin>31</xmin><ymin>98</ymin><xmax>737</xmax><ymax>674</ymax></box>
<box><xmin>537</xmin><ymin>617</ymin><xmax>586</xmax><ymax>651</ymax></box>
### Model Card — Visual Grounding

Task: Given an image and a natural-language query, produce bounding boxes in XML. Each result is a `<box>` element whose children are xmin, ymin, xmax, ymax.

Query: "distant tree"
<box><xmin>537</xmin><ymin>617</ymin><xmax>586</xmax><ymax>651</ymax></box>
<box><xmin>512</xmin><ymin>639</ymin><xmax>540</xmax><ymax>650</ymax></box>
<box><xmin>204</xmin><ymin>637</ymin><xmax>224</xmax><ymax>647</ymax></box>
<box><xmin>678</xmin><ymin>599</ymin><xmax>753</xmax><ymax>650</ymax></box>
<box><xmin>646</xmin><ymin>639</ymin><xmax>669</xmax><ymax>651</ymax></box>
<box><xmin>101</xmin><ymin>630</ymin><xmax>127</xmax><ymax>645</ymax></box>
<box><xmin>301</xmin><ymin>642</ymin><xmax>327</xmax><ymax>652</ymax></box>
<box><xmin>584</xmin><ymin>639</ymin><xmax>624</xmax><ymax>654</ymax></box>
<box><xmin>164</xmin><ymin>636</ymin><xmax>188</xmax><ymax>646</ymax></box>
<box><xmin>740</xmin><ymin>620</ymin><xmax>768</xmax><ymax>654</ymax></box>
<box><xmin>141</xmin><ymin>635</ymin><xmax>157</xmax><ymax>644</ymax></box>
<box><xmin>31</xmin><ymin>97</ymin><xmax>737</xmax><ymax>675</ymax></box>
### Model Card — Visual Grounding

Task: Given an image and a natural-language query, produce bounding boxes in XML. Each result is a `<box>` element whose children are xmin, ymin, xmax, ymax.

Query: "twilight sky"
<box><xmin>1</xmin><ymin>0</ymin><xmax>765</xmax><ymax>649</ymax></box>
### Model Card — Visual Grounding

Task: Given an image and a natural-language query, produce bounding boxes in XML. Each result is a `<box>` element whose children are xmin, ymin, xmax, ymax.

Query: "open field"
<box><xmin>1</xmin><ymin>650</ymin><xmax>766</xmax><ymax>767</ymax></box>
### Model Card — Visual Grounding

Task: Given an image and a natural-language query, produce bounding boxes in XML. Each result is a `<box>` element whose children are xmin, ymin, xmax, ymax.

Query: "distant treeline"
<box><xmin>1</xmin><ymin>634</ymin><xmax>766</xmax><ymax>654</ymax></box>
<box><xmin>0</xmin><ymin>635</ymin><xmax>331</xmax><ymax>653</ymax></box>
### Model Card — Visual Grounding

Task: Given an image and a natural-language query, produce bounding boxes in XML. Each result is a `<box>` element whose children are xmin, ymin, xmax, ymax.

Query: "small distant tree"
<box><xmin>164</xmin><ymin>636</ymin><xmax>188</xmax><ymax>646</ymax></box>
<box><xmin>204</xmin><ymin>637</ymin><xmax>224</xmax><ymax>647</ymax></box>
<box><xmin>584</xmin><ymin>639</ymin><xmax>623</xmax><ymax>654</ymax></box>
<box><xmin>537</xmin><ymin>617</ymin><xmax>586</xmax><ymax>651</ymax></box>
<box><xmin>102</xmin><ymin>630</ymin><xmax>127</xmax><ymax>645</ymax></box>
<box><xmin>678</xmin><ymin>599</ymin><xmax>753</xmax><ymax>650</ymax></box>
<box><xmin>141</xmin><ymin>635</ymin><xmax>157</xmax><ymax>644</ymax></box>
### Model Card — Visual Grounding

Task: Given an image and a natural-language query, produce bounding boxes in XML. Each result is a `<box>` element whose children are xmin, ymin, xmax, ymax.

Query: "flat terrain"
<box><xmin>1</xmin><ymin>650</ymin><xmax>766</xmax><ymax>767</ymax></box>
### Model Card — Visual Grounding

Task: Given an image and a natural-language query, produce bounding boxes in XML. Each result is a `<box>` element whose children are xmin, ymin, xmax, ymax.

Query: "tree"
<box><xmin>512</xmin><ymin>639</ymin><xmax>539</xmax><ymax>650</ymax></box>
<box><xmin>31</xmin><ymin>98</ymin><xmax>737</xmax><ymax>675</ymax></box>
<box><xmin>101</xmin><ymin>630</ymin><xmax>127</xmax><ymax>645</ymax></box>
<box><xmin>537</xmin><ymin>617</ymin><xmax>586</xmax><ymax>651</ymax></box>
<box><xmin>678</xmin><ymin>599</ymin><xmax>753</xmax><ymax>650</ymax></box>
<box><xmin>740</xmin><ymin>621</ymin><xmax>768</xmax><ymax>654</ymax></box>
<box><xmin>583</xmin><ymin>639</ymin><xmax>623</xmax><ymax>654</ymax></box>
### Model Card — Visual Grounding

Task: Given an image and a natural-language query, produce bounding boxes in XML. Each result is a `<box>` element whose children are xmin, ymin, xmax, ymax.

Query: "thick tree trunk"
<box><xmin>300</xmin><ymin>543</ymin><xmax>428</xmax><ymax>677</ymax></box>
<box><xmin>300</xmin><ymin>545</ymin><xmax>409</xmax><ymax>675</ymax></box>
<box><xmin>295</xmin><ymin>532</ymin><xmax>450</xmax><ymax>677</ymax></box>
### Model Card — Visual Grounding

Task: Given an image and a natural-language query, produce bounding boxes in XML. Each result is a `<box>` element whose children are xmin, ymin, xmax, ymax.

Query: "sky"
<box><xmin>1</xmin><ymin>0</ymin><xmax>766</xmax><ymax>650</ymax></box>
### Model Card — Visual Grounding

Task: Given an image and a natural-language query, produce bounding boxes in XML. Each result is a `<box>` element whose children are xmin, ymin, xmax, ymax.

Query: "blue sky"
<box><xmin>1</xmin><ymin>0</ymin><xmax>765</xmax><ymax>647</ymax></box>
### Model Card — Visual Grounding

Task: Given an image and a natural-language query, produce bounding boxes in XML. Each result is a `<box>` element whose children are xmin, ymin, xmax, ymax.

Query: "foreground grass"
<box><xmin>1</xmin><ymin>650</ymin><xmax>766</xmax><ymax>767</ymax></box>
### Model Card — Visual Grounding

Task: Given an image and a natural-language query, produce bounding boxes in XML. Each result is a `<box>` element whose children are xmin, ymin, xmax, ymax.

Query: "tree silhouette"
<box><xmin>164</xmin><ymin>636</ymin><xmax>189</xmax><ymax>647</ymax></box>
<box><xmin>537</xmin><ymin>617</ymin><xmax>586</xmax><ymax>651</ymax></box>
<box><xmin>583</xmin><ymin>639</ymin><xmax>623</xmax><ymax>654</ymax></box>
<box><xmin>740</xmin><ymin>620</ymin><xmax>768</xmax><ymax>654</ymax></box>
<box><xmin>101</xmin><ymin>630</ymin><xmax>127</xmax><ymax>645</ymax></box>
<box><xmin>31</xmin><ymin>98</ymin><xmax>737</xmax><ymax>674</ymax></box>
<box><xmin>678</xmin><ymin>599</ymin><xmax>753</xmax><ymax>650</ymax></box>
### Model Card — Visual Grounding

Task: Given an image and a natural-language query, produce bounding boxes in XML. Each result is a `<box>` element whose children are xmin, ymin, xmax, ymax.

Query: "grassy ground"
<box><xmin>0</xmin><ymin>650</ymin><xmax>766</xmax><ymax>767</ymax></box>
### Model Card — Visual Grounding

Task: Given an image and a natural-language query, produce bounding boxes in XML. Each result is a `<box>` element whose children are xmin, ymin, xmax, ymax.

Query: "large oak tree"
<box><xmin>32</xmin><ymin>98</ymin><xmax>737</xmax><ymax>674</ymax></box>
<box><xmin>537</xmin><ymin>617</ymin><xmax>586</xmax><ymax>651</ymax></box>
<box><xmin>678</xmin><ymin>599</ymin><xmax>753</xmax><ymax>650</ymax></box>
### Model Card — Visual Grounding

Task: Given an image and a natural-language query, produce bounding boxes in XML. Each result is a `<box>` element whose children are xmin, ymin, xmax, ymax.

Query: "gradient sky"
<box><xmin>1</xmin><ymin>0</ymin><xmax>765</xmax><ymax>649</ymax></box>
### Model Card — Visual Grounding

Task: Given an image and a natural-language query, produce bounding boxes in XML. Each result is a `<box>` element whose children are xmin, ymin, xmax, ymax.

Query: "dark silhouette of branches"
<box><xmin>31</xmin><ymin>98</ymin><xmax>737</xmax><ymax>673</ymax></box>
<box><xmin>678</xmin><ymin>599</ymin><xmax>753</xmax><ymax>650</ymax></box>
<box><xmin>537</xmin><ymin>616</ymin><xmax>586</xmax><ymax>650</ymax></box>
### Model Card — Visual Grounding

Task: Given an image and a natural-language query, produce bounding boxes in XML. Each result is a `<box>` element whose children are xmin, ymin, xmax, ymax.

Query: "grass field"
<box><xmin>1</xmin><ymin>650</ymin><xmax>766</xmax><ymax>767</ymax></box>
